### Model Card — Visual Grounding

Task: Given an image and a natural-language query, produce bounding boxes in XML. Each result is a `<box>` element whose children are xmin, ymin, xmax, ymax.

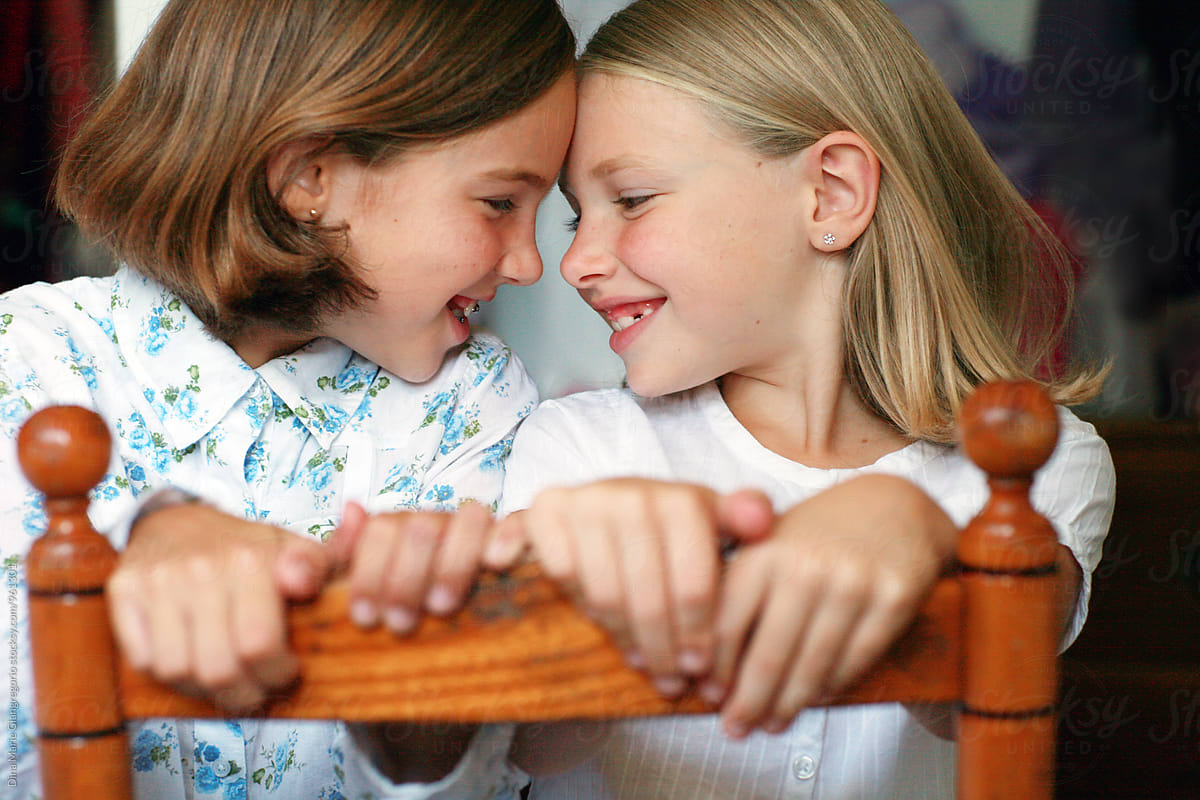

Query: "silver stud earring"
<box><xmin>823</xmin><ymin>233</ymin><xmax>837</xmax><ymax>246</ymax></box>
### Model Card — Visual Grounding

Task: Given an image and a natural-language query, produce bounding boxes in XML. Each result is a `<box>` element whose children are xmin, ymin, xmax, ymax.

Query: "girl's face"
<box><xmin>559</xmin><ymin>74</ymin><xmax>827</xmax><ymax>397</ymax></box>
<box><xmin>320</xmin><ymin>73</ymin><xmax>576</xmax><ymax>382</ymax></box>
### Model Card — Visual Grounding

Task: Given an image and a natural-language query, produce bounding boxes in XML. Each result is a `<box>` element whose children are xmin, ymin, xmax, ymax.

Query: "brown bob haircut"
<box><xmin>56</xmin><ymin>0</ymin><xmax>575</xmax><ymax>342</ymax></box>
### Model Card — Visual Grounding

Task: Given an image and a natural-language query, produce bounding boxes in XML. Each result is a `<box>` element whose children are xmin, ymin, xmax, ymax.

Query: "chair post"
<box><xmin>957</xmin><ymin>382</ymin><xmax>1061</xmax><ymax>800</ymax></box>
<box><xmin>18</xmin><ymin>406</ymin><xmax>132</xmax><ymax>800</ymax></box>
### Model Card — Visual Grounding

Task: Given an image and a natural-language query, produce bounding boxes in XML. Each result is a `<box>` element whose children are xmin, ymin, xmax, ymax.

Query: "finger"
<box><xmin>327</xmin><ymin>500</ymin><xmax>369</xmax><ymax>571</ymax></box>
<box><xmin>720</xmin><ymin>581</ymin><xmax>812</xmax><ymax>738</ymax></box>
<box><xmin>229</xmin><ymin>545</ymin><xmax>299</xmax><ymax>695</ymax></box>
<box><xmin>483</xmin><ymin>511</ymin><xmax>528</xmax><ymax>570</ymax></box>
<box><xmin>826</xmin><ymin>577</ymin><xmax>917</xmax><ymax>695</ymax></box>
<box><xmin>274</xmin><ymin>533</ymin><xmax>331</xmax><ymax>600</ymax></box>
<box><xmin>182</xmin><ymin>555</ymin><xmax>265</xmax><ymax>713</ymax></box>
<box><xmin>107</xmin><ymin>569</ymin><xmax>152</xmax><ymax>670</ymax></box>
<box><xmin>380</xmin><ymin>512</ymin><xmax>445</xmax><ymax>634</ymax></box>
<box><xmin>144</xmin><ymin>562</ymin><xmax>194</xmax><ymax>687</ymax></box>
<box><xmin>717</xmin><ymin>489</ymin><xmax>775</xmax><ymax>544</ymax></box>
<box><xmin>618</xmin><ymin>514</ymin><xmax>679</xmax><ymax>694</ymax></box>
<box><xmin>657</xmin><ymin>491</ymin><xmax>720</xmax><ymax>677</ymax></box>
<box><xmin>346</xmin><ymin>515</ymin><xmax>403</xmax><ymax>628</ymax></box>
<box><xmin>569</xmin><ymin>511</ymin><xmax>631</xmax><ymax>655</ymax></box>
<box><xmin>734</xmin><ymin>569</ymin><xmax>867</xmax><ymax>735</ymax></box>
<box><xmin>426</xmin><ymin>502</ymin><xmax>491</xmax><ymax>615</ymax></box>
<box><xmin>705</xmin><ymin>554</ymin><xmax>770</xmax><ymax>707</ymax></box>
<box><xmin>523</xmin><ymin>490</ymin><xmax>577</xmax><ymax>587</ymax></box>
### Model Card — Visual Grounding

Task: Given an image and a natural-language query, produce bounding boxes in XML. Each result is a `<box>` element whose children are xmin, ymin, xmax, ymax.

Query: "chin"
<box><xmin>625</xmin><ymin>370</ymin><xmax>685</xmax><ymax>399</ymax></box>
<box><xmin>377</xmin><ymin>349</ymin><xmax>447</xmax><ymax>384</ymax></box>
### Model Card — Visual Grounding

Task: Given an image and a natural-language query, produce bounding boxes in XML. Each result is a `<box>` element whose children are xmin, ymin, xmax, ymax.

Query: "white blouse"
<box><xmin>501</xmin><ymin>382</ymin><xmax>1115</xmax><ymax>800</ymax></box>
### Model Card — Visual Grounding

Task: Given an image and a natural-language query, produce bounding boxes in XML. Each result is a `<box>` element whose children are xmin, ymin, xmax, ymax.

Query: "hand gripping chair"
<box><xmin>16</xmin><ymin>381</ymin><xmax>1064</xmax><ymax>799</ymax></box>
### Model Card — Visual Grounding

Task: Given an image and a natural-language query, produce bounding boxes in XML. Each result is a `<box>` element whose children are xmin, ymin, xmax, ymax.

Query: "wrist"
<box><xmin>129</xmin><ymin>487</ymin><xmax>203</xmax><ymax>540</ymax></box>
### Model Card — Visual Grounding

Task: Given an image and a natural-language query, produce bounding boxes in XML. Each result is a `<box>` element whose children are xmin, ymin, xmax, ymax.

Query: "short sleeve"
<box><xmin>499</xmin><ymin>391</ymin><xmax>662</xmax><ymax>516</ymax></box>
<box><xmin>1030</xmin><ymin>409</ymin><xmax>1116</xmax><ymax>650</ymax></box>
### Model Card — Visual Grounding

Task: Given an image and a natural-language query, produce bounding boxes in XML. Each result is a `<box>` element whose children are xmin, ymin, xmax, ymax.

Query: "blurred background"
<box><xmin>3</xmin><ymin>1</ymin><xmax>1198</xmax><ymax>797</ymax></box>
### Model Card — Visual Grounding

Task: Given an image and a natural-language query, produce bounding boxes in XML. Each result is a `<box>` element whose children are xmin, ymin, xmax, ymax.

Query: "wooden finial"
<box><xmin>17</xmin><ymin>405</ymin><xmax>112</xmax><ymax>499</ymax></box>
<box><xmin>956</xmin><ymin>381</ymin><xmax>1061</xmax><ymax>800</ymax></box>
<box><xmin>18</xmin><ymin>406</ymin><xmax>132</xmax><ymax>800</ymax></box>
<box><xmin>959</xmin><ymin>380</ymin><xmax>1059</xmax><ymax>480</ymax></box>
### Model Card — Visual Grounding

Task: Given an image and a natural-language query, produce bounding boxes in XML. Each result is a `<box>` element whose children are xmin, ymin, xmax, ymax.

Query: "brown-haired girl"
<box><xmin>0</xmin><ymin>0</ymin><xmax>574</xmax><ymax>797</ymax></box>
<box><xmin>496</xmin><ymin>0</ymin><xmax>1115</xmax><ymax>796</ymax></box>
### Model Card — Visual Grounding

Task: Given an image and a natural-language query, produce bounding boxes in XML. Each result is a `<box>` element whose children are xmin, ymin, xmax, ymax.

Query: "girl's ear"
<box><xmin>801</xmin><ymin>131</ymin><xmax>880</xmax><ymax>252</ymax></box>
<box><xmin>267</xmin><ymin>138</ymin><xmax>335</xmax><ymax>222</ymax></box>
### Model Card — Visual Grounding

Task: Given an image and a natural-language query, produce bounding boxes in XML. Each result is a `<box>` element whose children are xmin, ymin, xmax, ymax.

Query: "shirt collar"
<box><xmin>255</xmin><ymin>338</ymin><xmax>381</xmax><ymax>449</ymax></box>
<box><xmin>113</xmin><ymin>267</ymin><xmax>258</xmax><ymax>450</ymax></box>
<box><xmin>112</xmin><ymin>267</ymin><xmax>378</xmax><ymax>450</ymax></box>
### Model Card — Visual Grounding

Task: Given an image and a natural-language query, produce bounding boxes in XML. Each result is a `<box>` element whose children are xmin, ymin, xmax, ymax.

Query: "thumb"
<box><xmin>483</xmin><ymin>510</ymin><xmax>529</xmax><ymax>570</ymax></box>
<box><xmin>274</xmin><ymin>532</ymin><xmax>333</xmax><ymax>600</ymax></box>
<box><xmin>326</xmin><ymin>500</ymin><xmax>369</xmax><ymax>572</ymax></box>
<box><xmin>716</xmin><ymin>488</ymin><xmax>775</xmax><ymax>544</ymax></box>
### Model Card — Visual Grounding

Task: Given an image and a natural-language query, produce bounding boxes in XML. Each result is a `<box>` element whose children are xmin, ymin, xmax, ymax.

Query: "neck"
<box><xmin>229</xmin><ymin>325</ymin><xmax>315</xmax><ymax>368</ymax></box>
<box><xmin>719</xmin><ymin>261</ymin><xmax>910</xmax><ymax>469</ymax></box>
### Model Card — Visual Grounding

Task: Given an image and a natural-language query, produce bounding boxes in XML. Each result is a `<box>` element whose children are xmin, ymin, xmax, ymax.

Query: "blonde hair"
<box><xmin>581</xmin><ymin>0</ymin><xmax>1104</xmax><ymax>442</ymax></box>
<box><xmin>56</xmin><ymin>0</ymin><xmax>574</xmax><ymax>342</ymax></box>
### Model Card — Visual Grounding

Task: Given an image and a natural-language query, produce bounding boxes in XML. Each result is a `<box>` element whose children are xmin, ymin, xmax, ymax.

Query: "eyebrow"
<box><xmin>479</xmin><ymin>169</ymin><xmax>552</xmax><ymax>191</ymax></box>
<box><xmin>559</xmin><ymin>155</ymin><xmax>658</xmax><ymax>195</ymax></box>
<box><xmin>589</xmin><ymin>155</ymin><xmax>655</xmax><ymax>180</ymax></box>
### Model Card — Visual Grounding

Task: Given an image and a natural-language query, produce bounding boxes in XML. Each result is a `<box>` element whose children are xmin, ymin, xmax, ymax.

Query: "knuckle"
<box><xmin>107</xmin><ymin>569</ymin><xmax>140</xmax><ymax>600</ymax></box>
<box><xmin>406</xmin><ymin>514</ymin><xmax>444</xmax><ymax>545</ymax></box>
<box><xmin>236</xmin><ymin>625</ymin><xmax>280</xmax><ymax>665</ymax></box>
<box><xmin>183</xmin><ymin>553</ymin><xmax>220</xmax><ymax>583</ymax></box>
<box><xmin>194</xmin><ymin>661</ymin><xmax>239</xmax><ymax>693</ymax></box>
<box><xmin>150</xmin><ymin>657</ymin><xmax>190</xmax><ymax>687</ymax></box>
<box><xmin>587</xmin><ymin>591</ymin><xmax>623</xmax><ymax>621</ymax></box>
<box><xmin>745</xmin><ymin>653</ymin><xmax>787</xmax><ymax>685</ymax></box>
<box><xmin>829</xmin><ymin>565</ymin><xmax>870</xmax><ymax>604</ymax></box>
<box><xmin>676</xmin><ymin>583</ymin><xmax>712</xmax><ymax>616</ymax></box>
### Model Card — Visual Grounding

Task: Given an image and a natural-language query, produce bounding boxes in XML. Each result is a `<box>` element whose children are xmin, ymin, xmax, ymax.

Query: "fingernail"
<box><xmin>384</xmin><ymin>606</ymin><xmax>417</xmax><ymax>634</ymax></box>
<box><xmin>725</xmin><ymin>719</ymin><xmax>749</xmax><ymax>739</ymax></box>
<box><xmin>426</xmin><ymin>585</ymin><xmax>456</xmax><ymax>616</ymax></box>
<box><xmin>678</xmin><ymin>649</ymin><xmax>707</xmax><ymax>675</ymax></box>
<box><xmin>700</xmin><ymin>681</ymin><xmax>726</xmax><ymax>706</ymax></box>
<box><xmin>351</xmin><ymin>599</ymin><xmax>378</xmax><ymax>628</ymax></box>
<box><xmin>653</xmin><ymin>676</ymin><xmax>686</xmax><ymax>697</ymax></box>
<box><xmin>625</xmin><ymin>650</ymin><xmax>647</xmax><ymax>670</ymax></box>
<box><xmin>763</xmin><ymin>718</ymin><xmax>788</xmax><ymax>734</ymax></box>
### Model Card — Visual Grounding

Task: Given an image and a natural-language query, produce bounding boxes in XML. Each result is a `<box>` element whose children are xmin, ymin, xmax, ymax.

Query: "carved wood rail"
<box><xmin>16</xmin><ymin>381</ymin><xmax>1063</xmax><ymax>799</ymax></box>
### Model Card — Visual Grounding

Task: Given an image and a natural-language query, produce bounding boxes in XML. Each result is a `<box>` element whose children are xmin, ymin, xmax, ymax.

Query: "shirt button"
<box><xmin>792</xmin><ymin>754</ymin><xmax>817</xmax><ymax>780</ymax></box>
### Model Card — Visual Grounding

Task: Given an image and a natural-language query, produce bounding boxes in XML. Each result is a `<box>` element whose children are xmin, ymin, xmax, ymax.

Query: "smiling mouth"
<box><xmin>604</xmin><ymin>300</ymin><xmax>664</xmax><ymax>332</ymax></box>
<box><xmin>449</xmin><ymin>296</ymin><xmax>482</xmax><ymax>323</ymax></box>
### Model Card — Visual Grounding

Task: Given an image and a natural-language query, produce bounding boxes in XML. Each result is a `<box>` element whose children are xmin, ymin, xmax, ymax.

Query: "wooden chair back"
<box><xmin>16</xmin><ymin>381</ymin><xmax>1063</xmax><ymax>799</ymax></box>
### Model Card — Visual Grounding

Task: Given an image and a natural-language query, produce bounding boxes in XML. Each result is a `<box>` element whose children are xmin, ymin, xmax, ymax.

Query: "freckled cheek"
<box><xmin>461</xmin><ymin>228</ymin><xmax>505</xmax><ymax>275</ymax></box>
<box><xmin>614</xmin><ymin>224</ymin><xmax>680</xmax><ymax>284</ymax></box>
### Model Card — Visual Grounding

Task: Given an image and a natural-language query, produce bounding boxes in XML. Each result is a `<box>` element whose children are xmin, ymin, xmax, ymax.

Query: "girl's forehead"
<box><xmin>567</xmin><ymin>74</ymin><xmax>740</xmax><ymax>178</ymax></box>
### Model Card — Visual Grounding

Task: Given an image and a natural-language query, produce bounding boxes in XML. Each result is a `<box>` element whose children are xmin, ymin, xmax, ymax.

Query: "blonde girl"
<box><xmin>496</xmin><ymin>0</ymin><xmax>1115</xmax><ymax>797</ymax></box>
<box><xmin>0</xmin><ymin>0</ymin><xmax>575</xmax><ymax>797</ymax></box>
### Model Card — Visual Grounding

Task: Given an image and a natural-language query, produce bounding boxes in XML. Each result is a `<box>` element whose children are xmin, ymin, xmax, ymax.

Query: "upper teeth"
<box><xmin>609</xmin><ymin>312</ymin><xmax>645</xmax><ymax>332</ymax></box>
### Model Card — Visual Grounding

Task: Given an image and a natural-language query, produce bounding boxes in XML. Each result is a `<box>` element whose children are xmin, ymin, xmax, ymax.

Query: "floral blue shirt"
<box><xmin>0</xmin><ymin>268</ymin><xmax>536</xmax><ymax>800</ymax></box>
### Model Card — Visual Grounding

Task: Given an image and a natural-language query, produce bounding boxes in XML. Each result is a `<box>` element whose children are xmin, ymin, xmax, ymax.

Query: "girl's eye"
<box><xmin>485</xmin><ymin>198</ymin><xmax>517</xmax><ymax>214</ymax></box>
<box><xmin>616</xmin><ymin>195</ymin><xmax>653</xmax><ymax>212</ymax></box>
<box><xmin>565</xmin><ymin>215</ymin><xmax>580</xmax><ymax>233</ymax></box>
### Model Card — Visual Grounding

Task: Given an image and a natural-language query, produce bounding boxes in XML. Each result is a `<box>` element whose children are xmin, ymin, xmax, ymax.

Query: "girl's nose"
<box><xmin>496</xmin><ymin>237</ymin><xmax>543</xmax><ymax>287</ymax></box>
<box><xmin>560</xmin><ymin>224</ymin><xmax>616</xmax><ymax>288</ymax></box>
